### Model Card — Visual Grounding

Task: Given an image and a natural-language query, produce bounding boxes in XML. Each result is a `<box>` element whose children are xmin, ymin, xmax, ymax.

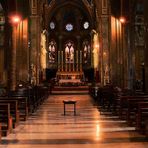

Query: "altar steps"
<box><xmin>51</xmin><ymin>86</ymin><xmax>89</xmax><ymax>95</ymax></box>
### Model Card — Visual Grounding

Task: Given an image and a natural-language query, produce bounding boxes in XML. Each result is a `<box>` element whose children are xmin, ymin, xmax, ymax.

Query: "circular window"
<box><xmin>83</xmin><ymin>22</ymin><xmax>89</xmax><ymax>29</ymax></box>
<box><xmin>50</xmin><ymin>22</ymin><xmax>55</xmax><ymax>29</ymax></box>
<box><xmin>65</xmin><ymin>23</ymin><xmax>73</xmax><ymax>31</ymax></box>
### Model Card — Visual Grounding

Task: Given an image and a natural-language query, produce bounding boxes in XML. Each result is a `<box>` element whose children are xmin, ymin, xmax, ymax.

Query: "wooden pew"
<box><xmin>8</xmin><ymin>86</ymin><xmax>47</xmax><ymax>114</ymax></box>
<box><xmin>0</xmin><ymin>103</ymin><xmax>13</xmax><ymax>136</ymax></box>
<box><xmin>7</xmin><ymin>89</ymin><xmax>34</xmax><ymax>114</ymax></box>
<box><xmin>9</xmin><ymin>97</ymin><xmax>28</xmax><ymax>121</ymax></box>
<box><xmin>118</xmin><ymin>96</ymin><xmax>148</xmax><ymax>119</ymax></box>
<box><xmin>126</xmin><ymin>99</ymin><xmax>148</xmax><ymax>125</ymax></box>
<box><xmin>0</xmin><ymin>96</ymin><xmax>28</xmax><ymax>121</ymax></box>
<box><xmin>0</xmin><ymin>99</ymin><xmax>19</xmax><ymax>128</ymax></box>
<box><xmin>0</xmin><ymin>123</ymin><xmax>1</xmax><ymax>140</ymax></box>
<box><xmin>33</xmin><ymin>85</ymin><xmax>50</xmax><ymax>109</ymax></box>
<box><xmin>146</xmin><ymin>120</ymin><xmax>148</xmax><ymax>137</ymax></box>
<box><xmin>98</xmin><ymin>86</ymin><xmax>117</xmax><ymax>112</ymax></box>
<box><xmin>136</xmin><ymin>102</ymin><xmax>148</xmax><ymax>135</ymax></box>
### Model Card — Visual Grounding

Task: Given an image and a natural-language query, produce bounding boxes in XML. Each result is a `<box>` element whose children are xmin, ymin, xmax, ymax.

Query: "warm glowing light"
<box><xmin>41</xmin><ymin>30</ymin><xmax>47</xmax><ymax>69</ymax></box>
<box><xmin>93</xmin><ymin>32</ymin><xmax>99</xmax><ymax>70</ymax></box>
<box><xmin>95</xmin><ymin>44</ymin><xmax>99</xmax><ymax>48</ymax></box>
<box><xmin>18</xmin><ymin>84</ymin><xmax>23</xmax><ymax>87</ymax></box>
<box><xmin>103</xmin><ymin>52</ymin><xmax>107</xmax><ymax>56</ymax></box>
<box><xmin>95</xmin><ymin>124</ymin><xmax>100</xmax><ymax>140</ymax></box>
<box><xmin>11</xmin><ymin>15</ymin><xmax>21</xmax><ymax>24</ymax></box>
<box><xmin>119</xmin><ymin>17</ymin><xmax>126</xmax><ymax>24</ymax></box>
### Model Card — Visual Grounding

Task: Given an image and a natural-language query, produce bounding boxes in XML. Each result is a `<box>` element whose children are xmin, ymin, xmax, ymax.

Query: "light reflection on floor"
<box><xmin>1</xmin><ymin>94</ymin><xmax>148</xmax><ymax>148</ymax></box>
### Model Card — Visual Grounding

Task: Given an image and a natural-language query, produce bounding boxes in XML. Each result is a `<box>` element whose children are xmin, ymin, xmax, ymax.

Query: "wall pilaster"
<box><xmin>144</xmin><ymin>0</ymin><xmax>148</xmax><ymax>92</ymax></box>
<box><xmin>29</xmin><ymin>0</ymin><xmax>40</xmax><ymax>85</ymax></box>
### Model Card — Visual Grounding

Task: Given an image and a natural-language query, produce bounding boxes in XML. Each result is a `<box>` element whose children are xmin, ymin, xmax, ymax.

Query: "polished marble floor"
<box><xmin>0</xmin><ymin>94</ymin><xmax>148</xmax><ymax>148</ymax></box>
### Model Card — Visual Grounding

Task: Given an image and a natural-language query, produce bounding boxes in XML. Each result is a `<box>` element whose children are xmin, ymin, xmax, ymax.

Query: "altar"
<box><xmin>56</xmin><ymin>72</ymin><xmax>84</xmax><ymax>86</ymax></box>
<box><xmin>59</xmin><ymin>79</ymin><xmax>81</xmax><ymax>83</ymax></box>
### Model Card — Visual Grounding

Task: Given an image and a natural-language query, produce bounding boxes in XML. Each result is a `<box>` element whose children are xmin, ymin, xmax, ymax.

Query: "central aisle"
<box><xmin>1</xmin><ymin>95</ymin><xmax>148</xmax><ymax>148</ymax></box>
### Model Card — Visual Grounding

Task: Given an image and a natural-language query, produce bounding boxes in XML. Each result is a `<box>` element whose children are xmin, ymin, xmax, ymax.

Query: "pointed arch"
<box><xmin>65</xmin><ymin>40</ymin><xmax>75</xmax><ymax>63</ymax></box>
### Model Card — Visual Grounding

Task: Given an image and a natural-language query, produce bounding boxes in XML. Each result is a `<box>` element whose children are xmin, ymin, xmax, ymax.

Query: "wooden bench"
<box><xmin>0</xmin><ymin>99</ymin><xmax>19</xmax><ymax>128</ymax></box>
<box><xmin>0</xmin><ymin>103</ymin><xmax>13</xmax><ymax>136</ymax></box>
<box><xmin>8</xmin><ymin>86</ymin><xmax>48</xmax><ymax>114</ymax></box>
<box><xmin>146</xmin><ymin>120</ymin><xmax>148</xmax><ymax>137</ymax></box>
<box><xmin>98</xmin><ymin>88</ymin><xmax>117</xmax><ymax>113</ymax></box>
<box><xmin>32</xmin><ymin>86</ymin><xmax>47</xmax><ymax>111</ymax></box>
<box><xmin>136</xmin><ymin>102</ymin><xmax>148</xmax><ymax>135</ymax></box>
<box><xmin>126</xmin><ymin>98</ymin><xmax>148</xmax><ymax>125</ymax></box>
<box><xmin>118</xmin><ymin>96</ymin><xmax>148</xmax><ymax>119</ymax></box>
<box><xmin>8</xmin><ymin>89</ymin><xmax>34</xmax><ymax>114</ymax></box>
<box><xmin>0</xmin><ymin>96</ymin><xmax>28</xmax><ymax>121</ymax></box>
<box><xmin>0</xmin><ymin>123</ymin><xmax>1</xmax><ymax>140</ymax></box>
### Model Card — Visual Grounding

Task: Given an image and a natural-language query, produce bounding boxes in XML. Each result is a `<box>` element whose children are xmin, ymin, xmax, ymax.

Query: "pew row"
<box><xmin>0</xmin><ymin>104</ymin><xmax>13</xmax><ymax>136</ymax></box>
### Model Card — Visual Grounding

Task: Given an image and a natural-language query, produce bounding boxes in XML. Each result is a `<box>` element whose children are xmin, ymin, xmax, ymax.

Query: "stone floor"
<box><xmin>1</xmin><ymin>94</ymin><xmax>148</xmax><ymax>148</ymax></box>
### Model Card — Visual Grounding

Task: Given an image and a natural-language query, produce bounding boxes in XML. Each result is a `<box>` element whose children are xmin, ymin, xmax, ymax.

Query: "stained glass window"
<box><xmin>48</xmin><ymin>40</ymin><xmax>56</xmax><ymax>63</ymax></box>
<box><xmin>65</xmin><ymin>23</ymin><xmax>73</xmax><ymax>31</ymax></box>
<box><xmin>50</xmin><ymin>22</ymin><xmax>55</xmax><ymax>30</ymax></box>
<box><xmin>65</xmin><ymin>41</ymin><xmax>74</xmax><ymax>63</ymax></box>
<box><xmin>83</xmin><ymin>21</ymin><xmax>89</xmax><ymax>29</ymax></box>
<box><xmin>82</xmin><ymin>40</ymin><xmax>91</xmax><ymax>64</ymax></box>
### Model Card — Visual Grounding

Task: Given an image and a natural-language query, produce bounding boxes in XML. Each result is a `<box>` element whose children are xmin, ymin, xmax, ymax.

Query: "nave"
<box><xmin>0</xmin><ymin>94</ymin><xmax>148</xmax><ymax>148</ymax></box>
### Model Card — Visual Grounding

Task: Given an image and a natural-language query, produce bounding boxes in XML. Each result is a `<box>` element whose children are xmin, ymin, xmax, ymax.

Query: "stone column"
<box><xmin>127</xmin><ymin>23</ymin><xmax>133</xmax><ymax>89</ymax></box>
<box><xmin>100</xmin><ymin>14</ymin><xmax>110</xmax><ymax>84</ymax></box>
<box><xmin>144</xmin><ymin>0</ymin><xmax>148</xmax><ymax>92</ymax></box>
<box><xmin>76</xmin><ymin>36</ymin><xmax>80</xmax><ymax>71</ymax></box>
<box><xmin>61</xmin><ymin>51</ymin><xmax>63</xmax><ymax>71</ymax></box>
<box><xmin>29</xmin><ymin>16</ymin><xmax>40</xmax><ymax>85</ymax></box>
<box><xmin>29</xmin><ymin>0</ymin><xmax>40</xmax><ymax>85</ymax></box>
<box><xmin>18</xmin><ymin>20</ymin><xmax>29</xmax><ymax>82</ymax></box>
<box><xmin>58</xmin><ymin>35</ymin><xmax>63</xmax><ymax>71</ymax></box>
<box><xmin>10</xmin><ymin>25</ymin><xmax>17</xmax><ymax>90</ymax></box>
<box><xmin>94</xmin><ymin>0</ymin><xmax>110</xmax><ymax>85</ymax></box>
<box><xmin>76</xmin><ymin>50</ymin><xmax>79</xmax><ymax>71</ymax></box>
<box><xmin>58</xmin><ymin>51</ymin><xmax>60</xmax><ymax>71</ymax></box>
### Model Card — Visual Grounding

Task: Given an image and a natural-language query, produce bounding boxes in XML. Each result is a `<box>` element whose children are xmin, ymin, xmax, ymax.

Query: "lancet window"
<box><xmin>48</xmin><ymin>40</ymin><xmax>56</xmax><ymax>63</ymax></box>
<box><xmin>82</xmin><ymin>40</ymin><xmax>91</xmax><ymax>64</ymax></box>
<box><xmin>65</xmin><ymin>41</ymin><xmax>74</xmax><ymax>63</ymax></box>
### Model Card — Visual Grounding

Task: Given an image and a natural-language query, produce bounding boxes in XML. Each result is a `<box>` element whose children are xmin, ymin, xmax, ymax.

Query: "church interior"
<box><xmin>0</xmin><ymin>0</ymin><xmax>148</xmax><ymax>147</ymax></box>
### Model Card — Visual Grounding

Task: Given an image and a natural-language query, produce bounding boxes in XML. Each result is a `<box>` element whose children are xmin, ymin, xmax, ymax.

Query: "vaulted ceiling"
<box><xmin>46</xmin><ymin>0</ymin><xmax>95</xmax><ymax>27</ymax></box>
